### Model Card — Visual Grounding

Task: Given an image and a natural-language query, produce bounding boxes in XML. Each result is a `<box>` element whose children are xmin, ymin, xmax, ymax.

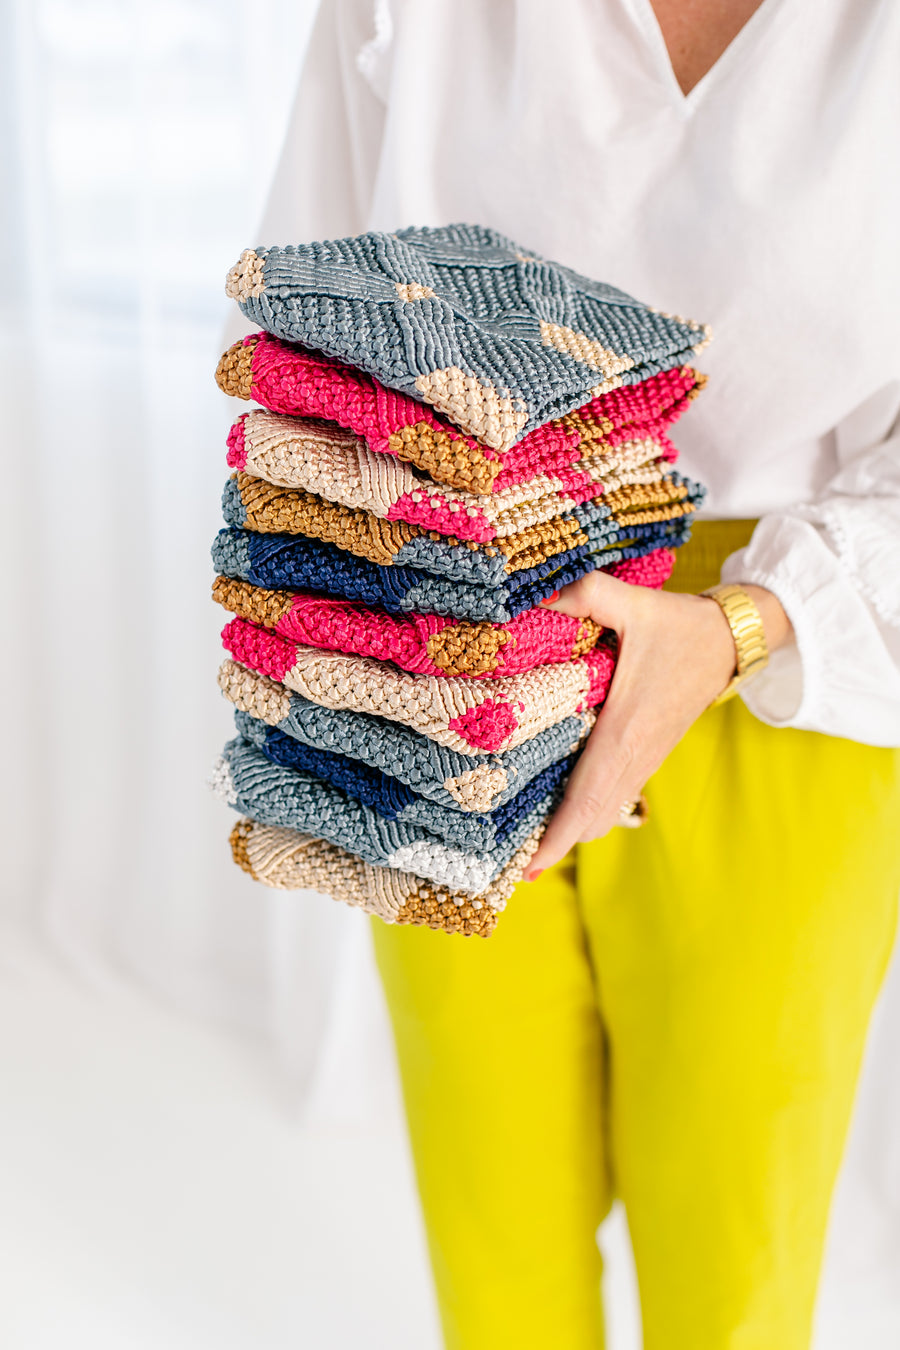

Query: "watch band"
<box><xmin>702</xmin><ymin>583</ymin><xmax>769</xmax><ymax>705</ymax></box>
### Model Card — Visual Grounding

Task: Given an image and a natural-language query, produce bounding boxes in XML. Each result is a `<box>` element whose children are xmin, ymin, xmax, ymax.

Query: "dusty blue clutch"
<box><xmin>213</xmin><ymin>736</ymin><xmax>560</xmax><ymax>896</ymax></box>
<box><xmin>218</xmin><ymin>657</ymin><xmax>593</xmax><ymax>815</ymax></box>
<box><xmin>212</xmin><ymin>519</ymin><xmax>692</xmax><ymax>623</ymax></box>
<box><xmin>234</xmin><ymin>709</ymin><xmax>575</xmax><ymax>852</ymax></box>
<box><xmin>225</xmin><ymin>223</ymin><xmax>709</xmax><ymax>450</ymax></box>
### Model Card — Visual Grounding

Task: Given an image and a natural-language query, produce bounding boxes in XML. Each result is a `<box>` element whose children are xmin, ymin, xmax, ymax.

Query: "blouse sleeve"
<box><xmin>254</xmin><ymin>0</ymin><xmax>392</xmax><ymax>247</ymax></box>
<box><xmin>721</xmin><ymin>389</ymin><xmax>900</xmax><ymax>747</ymax></box>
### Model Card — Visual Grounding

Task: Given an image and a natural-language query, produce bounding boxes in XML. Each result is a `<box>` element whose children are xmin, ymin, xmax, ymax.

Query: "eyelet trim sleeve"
<box><xmin>722</xmin><ymin>510</ymin><xmax>900</xmax><ymax>746</ymax></box>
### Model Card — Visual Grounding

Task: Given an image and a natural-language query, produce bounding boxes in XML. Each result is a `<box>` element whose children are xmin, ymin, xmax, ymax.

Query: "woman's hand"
<box><xmin>525</xmin><ymin>573</ymin><xmax>792</xmax><ymax>879</ymax></box>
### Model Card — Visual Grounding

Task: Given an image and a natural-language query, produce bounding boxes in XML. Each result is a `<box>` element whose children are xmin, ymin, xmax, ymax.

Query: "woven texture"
<box><xmin>213</xmin><ymin>526</ymin><xmax>679</xmax><ymax>622</ymax></box>
<box><xmin>221</xmin><ymin>617</ymin><xmax>615</xmax><ymax>754</ymax></box>
<box><xmin>214</xmin><ymin>736</ymin><xmax>559</xmax><ymax>894</ymax></box>
<box><xmin>220</xmin><ymin>469</ymin><xmax>703</xmax><ymax>577</ymax></box>
<box><xmin>217</xmin><ymin>331</ymin><xmax>703</xmax><ymax>496</ymax></box>
<box><xmin>223</xmin><ymin>224</ymin><xmax>709</xmax><ymax>467</ymax></box>
<box><xmin>227</xmin><ymin>409</ymin><xmax>685</xmax><ymax>543</ymax></box>
<box><xmin>215</xmin><ymin>224</ymin><xmax>712</xmax><ymax>934</ymax></box>
<box><xmin>219</xmin><ymin>659</ymin><xmax>595</xmax><ymax>813</ymax></box>
<box><xmin>212</xmin><ymin>576</ymin><xmax>602</xmax><ymax>678</ymax></box>
<box><xmin>230</xmin><ymin>817</ymin><xmax>547</xmax><ymax>936</ymax></box>
<box><xmin>236</xmin><ymin>709</ymin><xmax>576</xmax><ymax>851</ymax></box>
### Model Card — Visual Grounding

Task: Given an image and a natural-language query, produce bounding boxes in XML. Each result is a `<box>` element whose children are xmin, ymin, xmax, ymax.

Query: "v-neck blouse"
<box><xmin>255</xmin><ymin>0</ymin><xmax>900</xmax><ymax>744</ymax></box>
<box><xmin>620</xmin><ymin>0</ymin><xmax>787</xmax><ymax>111</ymax></box>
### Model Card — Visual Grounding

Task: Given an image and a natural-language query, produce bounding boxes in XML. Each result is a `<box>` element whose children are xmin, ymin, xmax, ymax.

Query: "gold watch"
<box><xmin>701</xmin><ymin>584</ymin><xmax>769</xmax><ymax>705</ymax></box>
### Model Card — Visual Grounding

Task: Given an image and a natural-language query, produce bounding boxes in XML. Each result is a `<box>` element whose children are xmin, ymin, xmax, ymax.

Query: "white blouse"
<box><xmin>254</xmin><ymin>0</ymin><xmax>900</xmax><ymax>745</ymax></box>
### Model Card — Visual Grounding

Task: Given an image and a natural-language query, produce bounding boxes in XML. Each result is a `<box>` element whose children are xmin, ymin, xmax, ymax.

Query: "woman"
<box><xmin>256</xmin><ymin>2</ymin><xmax>900</xmax><ymax>1345</ymax></box>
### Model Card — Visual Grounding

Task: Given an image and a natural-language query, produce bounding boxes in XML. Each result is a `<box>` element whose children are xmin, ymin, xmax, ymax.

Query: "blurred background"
<box><xmin>1</xmin><ymin>1</ymin><xmax>899</xmax><ymax>1346</ymax></box>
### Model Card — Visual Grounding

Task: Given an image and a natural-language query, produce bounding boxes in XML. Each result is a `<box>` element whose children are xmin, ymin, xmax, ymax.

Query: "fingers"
<box><xmin>526</xmin><ymin>581</ymin><xmax>736</xmax><ymax>883</ymax></box>
<box><xmin>540</xmin><ymin>570</ymin><xmax>646</xmax><ymax>632</ymax></box>
<box><xmin>525</xmin><ymin>715</ymin><xmax>640</xmax><ymax>876</ymax></box>
<box><xmin>527</xmin><ymin>588</ymin><xmax>639</xmax><ymax>877</ymax></box>
<box><xmin>526</xmin><ymin>571</ymin><xmax>672</xmax><ymax>879</ymax></box>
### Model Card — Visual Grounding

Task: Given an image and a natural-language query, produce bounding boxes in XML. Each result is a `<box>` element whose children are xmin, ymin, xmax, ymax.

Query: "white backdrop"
<box><xmin>3</xmin><ymin>1</ymin><xmax>899</xmax><ymax>1344</ymax></box>
<box><xmin>1</xmin><ymin>0</ymin><xmax>389</xmax><ymax>1112</ymax></box>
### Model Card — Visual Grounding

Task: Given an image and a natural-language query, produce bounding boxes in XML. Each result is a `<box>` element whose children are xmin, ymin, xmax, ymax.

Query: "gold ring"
<box><xmin>618</xmin><ymin>795</ymin><xmax>649</xmax><ymax>829</ymax></box>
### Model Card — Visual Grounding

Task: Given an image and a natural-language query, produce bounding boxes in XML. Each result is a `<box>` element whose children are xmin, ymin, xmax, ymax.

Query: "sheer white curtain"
<box><xmin>1</xmin><ymin>0</ymin><xmax>396</xmax><ymax>1118</ymax></box>
<box><xmin>3</xmin><ymin>1</ymin><xmax>899</xmax><ymax>1343</ymax></box>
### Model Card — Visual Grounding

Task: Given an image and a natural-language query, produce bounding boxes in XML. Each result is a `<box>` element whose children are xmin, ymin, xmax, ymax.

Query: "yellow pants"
<box><xmin>372</xmin><ymin>522</ymin><xmax>900</xmax><ymax>1349</ymax></box>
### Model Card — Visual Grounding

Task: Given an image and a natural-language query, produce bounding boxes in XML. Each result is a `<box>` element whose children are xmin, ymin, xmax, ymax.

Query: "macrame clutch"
<box><xmin>235</xmin><ymin>708</ymin><xmax>576</xmax><ymax>851</ymax></box>
<box><xmin>222</xmin><ymin>223</ymin><xmax>709</xmax><ymax>468</ymax></box>
<box><xmin>227</xmin><ymin>409</ymin><xmax>682</xmax><ymax>543</ymax></box>
<box><xmin>213</xmin><ymin>526</ymin><xmax>680</xmax><ymax>623</ymax></box>
<box><xmin>214</xmin><ymin>736</ymin><xmax>559</xmax><ymax>894</ymax></box>
<box><xmin>214</xmin><ymin>223</ymin><xmax>712</xmax><ymax>938</ymax></box>
<box><xmin>221</xmin><ymin>616</ymin><xmax>615</xmax><ymax>755</ymax></box>
<box><xmin>230</xmin><ymin>816</ymin><xmax>546</xmax><ymax>937</ymax></box>
<box><xmin>219</xmin><ymin>659</ymin><xmax>595</xmax><ymax>814</ymax></box>
<box><xmin>217</xmin><ymin>330</ymin><xmax>702</xmax><ymax>497</ymax></box>
<box><xmin>212</xmin><ymin>578</ymin><xmax>603</xmax><ymax>679</ymax></box>
<box><xmin>221</xmin><ymin>470</ymin><xmax>703</xmax><ymax>578</ymax></box>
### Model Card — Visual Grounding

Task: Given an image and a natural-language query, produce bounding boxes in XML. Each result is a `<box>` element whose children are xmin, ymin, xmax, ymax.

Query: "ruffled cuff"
<box><xmin>720</xmin><ymin>516</ymin><xmax>900</xmax><ymax>745</ymax></box>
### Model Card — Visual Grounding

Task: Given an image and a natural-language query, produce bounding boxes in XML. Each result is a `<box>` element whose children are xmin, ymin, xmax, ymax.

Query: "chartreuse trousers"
<box><xmin>372</xmin><ymin>521</ymin><xmax>900</xmax><ymax>1350</ymax></box>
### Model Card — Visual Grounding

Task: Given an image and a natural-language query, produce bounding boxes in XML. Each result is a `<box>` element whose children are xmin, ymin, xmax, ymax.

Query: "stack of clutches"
<box><xmin>211</xmin><ymin>224</ymin><xmax>709</xmax><ymax>937</ymax></box>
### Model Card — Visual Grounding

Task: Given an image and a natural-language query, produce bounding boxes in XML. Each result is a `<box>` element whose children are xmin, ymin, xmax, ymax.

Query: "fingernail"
<box><xmin>527</xmin><ymin>869</ymin><xmax>544</xmax><ymax>883</ymax></box>
<box><xmin>540</xmin><ymin>592</ymin><xmax>559</xmax><ymax>604</ymax></box>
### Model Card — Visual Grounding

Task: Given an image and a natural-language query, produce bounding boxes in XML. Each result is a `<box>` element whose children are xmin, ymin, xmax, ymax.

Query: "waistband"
<box><xmin>664</xmin><ymin>519</ymin><xmax>758</xmax><ymax>594</ymax></box>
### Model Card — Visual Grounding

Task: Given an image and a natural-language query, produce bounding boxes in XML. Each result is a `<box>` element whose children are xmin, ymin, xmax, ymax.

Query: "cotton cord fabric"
<box><xmin>223</xmin><ymin>224</ymin><xmax>709</xmax><ymax>459</ymax></box>
<box><xmin>219</xmin><ymin>658</ymin><xmax>596</xmax><ymax>813</ymax></box>
<box><xmin>213</xmin><ymin>735</ymin><xmax>559</xmax><ymax>893</ymax></box>
<box><xmin>235</xmin><ymin>708</ymin><xmax>576</xmax><ymax>850</ymax></box>
<box><xmin>229</xmin><ymin>816</ymin><xmax>548</xmax><ymax>937</ymax></box>
<box><xmin>215</xmin><ymin>328</ymin><xmax>702</xmax><ymax>497</ymax></box>
<box><xmin>213</xmin><ymin>223</ymin><xmax>708</xmax><ymax>933</ymax></box>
